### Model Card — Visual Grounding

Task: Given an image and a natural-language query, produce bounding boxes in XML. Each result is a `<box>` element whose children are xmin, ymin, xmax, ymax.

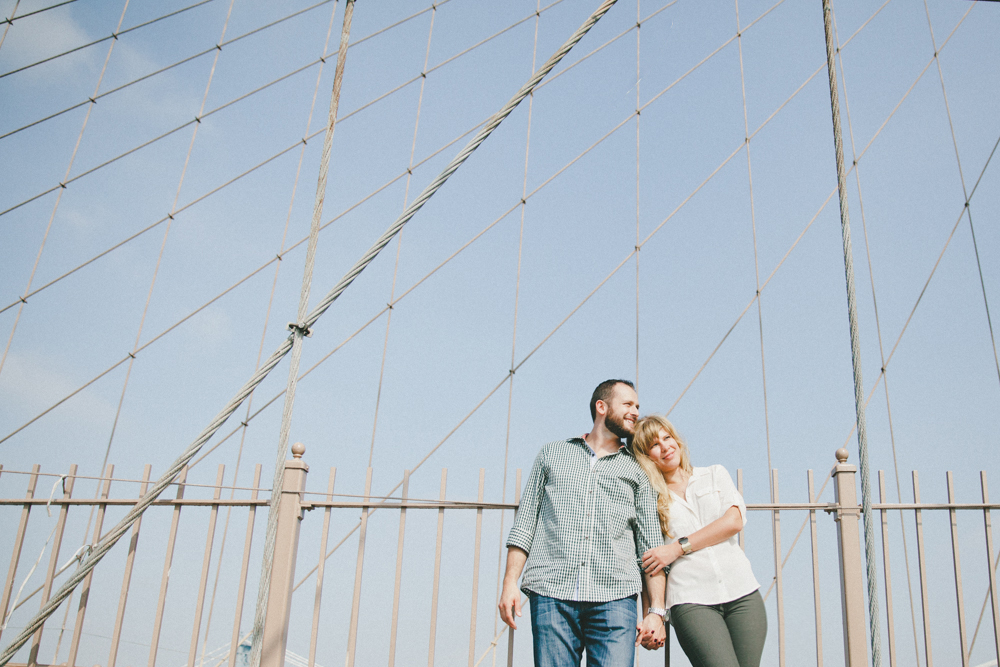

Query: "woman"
<box><xmin>632</xmin><ymin>414</ymin><xmax>767</xmax><ymax>667</ymax></box>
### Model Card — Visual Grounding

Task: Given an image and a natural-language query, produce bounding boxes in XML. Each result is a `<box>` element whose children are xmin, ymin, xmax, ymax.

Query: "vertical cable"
<box><xmin>820</xmin><ymin>2</ymin><xmax>883</xmax><ymax>666</ymax></box>
<box><xmin>830</xmin><ymin>11</ymin><xmax>922</xmax><ymax>665</ymax></box>
<box><xmin>634</xmin><ymin>0</ymin><xmax>641</xmax><ymax>387</ymax></box>
<box><xmin>491</xmin><ymin>5</ymin><xmax>540</xmax><ymax>664</ymax></box>
<box><xmin>369</xmin><ymin>0</ymin><xmax>438</xmax><ymax>467</ymax></box>
<box><xmin>734</xmin><ymin>0</ymin><xmax>773</xmax><ymax>481</ymax></box>
<box><xmin>248</xmin><ymin>4</ymin><xmax>356</xmax><ymax>667</ymax></box>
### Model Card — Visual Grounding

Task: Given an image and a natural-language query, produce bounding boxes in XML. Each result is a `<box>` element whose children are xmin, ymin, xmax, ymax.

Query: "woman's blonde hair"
<box><xmin>631</xmin><ymin>415</ymin><xmax>693</xmax><ymax>538</ymax></box>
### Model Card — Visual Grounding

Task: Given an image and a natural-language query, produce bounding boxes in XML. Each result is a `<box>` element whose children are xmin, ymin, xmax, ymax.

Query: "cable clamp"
<box><xmin>19</xmin><ymin>296</ymin><xmax>27</xmax><ymax>304</ymax></box>
<box><xmin>128</xmin><ymin>351</ymin><xmax>136</xmax><ymax>359</ymax></box>
<box><xmin>288</xmin><ymin>322</ymin><xmax>312</xmax><ymax>337</ymax></box>
<box><xmin>521</xmin><ymin>198</ymin><xmax>526</xmax><ymax>205</ymax></box>
<box><xmin>89</xmin><ymin>97</ymin><xmax>97</xmax><ymax>105</ymax></box>
<box><xmin>387</xmin><ymin>302</ymin><xmax>394</xmax><ymax>310</ymax></box>
<box><xmin>635</xmin><ymin>245</ymin><xmax>640</xmax><ymax>252</ymax></box>
<box><xmin>276</xmin><ymin>253</ymin><xmax>283</xmax><ymax>261</ymax></box>
<box><xmin>421</xmin><ymin>72</ymin><xmax>427</xmax><ymax>79</ymax></box>
<box><xmin>241</xmin><ymin>420</ymin><xmax>249</xmax><ymax>428</ymax></box>
<box><xmin>195</xmin><ymin>116</ymin><xmax>202</xmax><ymax>124</ymax></box>
<box><xmin>509</xmin><ymin>368</ymin><xmax>516</xmax><ymax>376</ymax></box>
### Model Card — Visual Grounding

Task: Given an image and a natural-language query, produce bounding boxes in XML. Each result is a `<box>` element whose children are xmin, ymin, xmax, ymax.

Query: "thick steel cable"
<box><xmin>2</xmin><ymin>0</ymin><xmax>620</xmax><ymax>657</ymax></box>
<box><xmin>196</xmin><ymin>7</ymin><xmax>343</xmax><ymax>667</ymax></box>
<box><xmin>830</xmin><ymin>7</ymin><xmax>923</xmax><ymax>665</ymax></box>
<box><xmin>821</xmin><ymin>2</ymin><xmax>883</xmax><ymax>667</ymax></box>
<box><xmin>368</xmin><ymin>2</ymin><xmax>438</xmax><ymax>468</ymax></box>
<box><xmin>246</xmin><ymin>3</ymin><xmax>354</xmax><ymax>667</ymax></box>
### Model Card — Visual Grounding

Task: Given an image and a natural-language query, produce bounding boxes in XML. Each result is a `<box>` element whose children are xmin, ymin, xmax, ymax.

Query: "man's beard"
<box><xmin>605</xmin><ymin>410</ymin><xmax>634</xmax><ymax>439</ymax></box>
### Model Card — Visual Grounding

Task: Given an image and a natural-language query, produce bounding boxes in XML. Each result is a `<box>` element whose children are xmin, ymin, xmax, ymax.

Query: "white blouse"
<box><xmin>664</xmin><ymin>465</ymin><xmax>760</xmax><ymax>608</ymax></box>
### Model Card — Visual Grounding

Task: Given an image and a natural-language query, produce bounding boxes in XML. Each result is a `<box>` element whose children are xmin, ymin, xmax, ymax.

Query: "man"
<box><xmin>498</xmin><ymin>379</ymin><xmax>667</xmax><ymax>666</ymax></box>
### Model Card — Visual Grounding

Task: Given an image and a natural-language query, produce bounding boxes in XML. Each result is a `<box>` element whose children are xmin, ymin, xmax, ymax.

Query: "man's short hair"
<box><xmin>590</xmin><ymin>379</ymin><xmax>635</xmax><ymax>421</ymax></box>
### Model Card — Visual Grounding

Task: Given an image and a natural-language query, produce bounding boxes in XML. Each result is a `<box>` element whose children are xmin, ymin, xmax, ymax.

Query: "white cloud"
<box><xmin>0</xmin><ymin>351</ymin><xmax>115</xmax><ymax>432</ymax></box>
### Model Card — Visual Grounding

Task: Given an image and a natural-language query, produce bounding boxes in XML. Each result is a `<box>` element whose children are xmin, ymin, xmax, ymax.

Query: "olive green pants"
<box><xmin>670</xmin><ymin>590</ymin><xmax>767</xmax><ymax>667</ymax></box>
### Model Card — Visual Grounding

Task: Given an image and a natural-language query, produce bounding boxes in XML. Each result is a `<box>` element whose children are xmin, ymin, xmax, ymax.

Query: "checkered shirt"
<box><xmin>507</xmin><ymin>438</ymin><xmax>663</xmax><ymax>602</ymax></box>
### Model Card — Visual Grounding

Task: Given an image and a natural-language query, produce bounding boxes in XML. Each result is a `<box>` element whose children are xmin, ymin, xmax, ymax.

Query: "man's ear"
<box><xmin>595</xmin><ymin>399</ymin><xmax>608</xmax><ymax>417</ymax></box>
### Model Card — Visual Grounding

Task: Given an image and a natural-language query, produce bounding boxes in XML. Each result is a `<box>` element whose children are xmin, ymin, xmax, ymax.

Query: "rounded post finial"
<box><xmin>291</xmin><ymin>442</ymin><xmax>305</xmax><ymax>459</ymax></box>
<box><xmin>835</xmin><ymin>448</ymin><xmax>849</xmax><ymax>463</ymax></box>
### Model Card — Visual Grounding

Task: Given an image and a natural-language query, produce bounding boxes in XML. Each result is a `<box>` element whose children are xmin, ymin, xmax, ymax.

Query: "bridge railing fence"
<box><xmin>0</xmin><ymin>449</ymin><xmax>997</xmax><ymax>667</ymax></box>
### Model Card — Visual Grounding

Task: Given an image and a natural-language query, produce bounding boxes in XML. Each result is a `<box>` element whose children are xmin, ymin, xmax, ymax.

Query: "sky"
<box><xmin>1</xmin><ymin>0</ymin><xmax>999</xmax><ymax>666</ymax></box>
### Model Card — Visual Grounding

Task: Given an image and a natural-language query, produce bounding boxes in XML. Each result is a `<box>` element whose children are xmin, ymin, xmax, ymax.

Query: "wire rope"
<box><xmin>830</xmin><ymin>7</ymin><xmax>922</xmax><ymax>665</ymax></box>
<box><xmin>246</xmin><ymin>3</ymin><xmax>354</xmax><ymax>666</ymax></box>
<box><xmin>821</xmin><ymin>4</ymin><xmax>884</xmax><ymax>666</ymax></box>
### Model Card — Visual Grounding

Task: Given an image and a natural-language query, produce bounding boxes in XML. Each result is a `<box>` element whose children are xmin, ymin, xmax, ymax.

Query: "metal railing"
<box><xmin>0</xmin><ymin>448</ymin><xmax>998</xmax><ymax>667</ymax></box>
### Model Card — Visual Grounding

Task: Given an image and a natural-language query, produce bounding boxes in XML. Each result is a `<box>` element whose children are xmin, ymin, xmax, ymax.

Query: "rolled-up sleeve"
<box><xmin>506</xmin><ymin>447</ymin><xmax>547</xmax><ymax>554</ymax></box>
<box><xmin>714</xmin><ymin>465</ymin><xmax>747</xmax><ymax>526</ymax></box>
<box><xmin>633</xmin><ymin>480</ymin><xmax>663</xmax><ymax>565</ymax></box>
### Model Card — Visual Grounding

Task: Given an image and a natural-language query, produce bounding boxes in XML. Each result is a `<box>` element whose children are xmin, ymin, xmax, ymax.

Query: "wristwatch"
<box><xmin>647</xmin><ymin>607</ymin><xmax>667</xmax><ymax>621</ymax></box>
<box><xmin>678</xmin><ymin>536</ymin><xmax>693</xmax><ymax>555</ymax></box>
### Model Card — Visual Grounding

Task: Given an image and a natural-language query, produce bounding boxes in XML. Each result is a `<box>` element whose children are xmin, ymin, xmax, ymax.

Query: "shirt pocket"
<box><xmin>693</xmin><ymin>486</ymin><xmax>722</xmax><ymax>524</ymax></box>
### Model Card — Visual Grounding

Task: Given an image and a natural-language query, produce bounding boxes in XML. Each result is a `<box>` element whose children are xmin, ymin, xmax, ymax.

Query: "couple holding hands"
<box><xmin>498</xmin><ymin>379</ymin><xmax>767</xmax><ymax>667</ymax></box>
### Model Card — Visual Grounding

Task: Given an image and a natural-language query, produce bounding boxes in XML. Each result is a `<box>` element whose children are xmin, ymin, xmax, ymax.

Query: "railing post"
<box><xmin>261</xmin><ymin>442</ymin><xmax>309</xmax><ymax>667</ymax></box>
<box><xmin>833</xmin><ymin>448</ymin><xmax>868</xmax><ymax>667</ymax></box>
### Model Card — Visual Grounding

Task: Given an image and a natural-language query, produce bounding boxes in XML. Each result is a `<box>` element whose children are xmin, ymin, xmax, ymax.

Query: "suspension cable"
<box><xmin>246</xmin><ymin>3</ymin><xmax>354</xmax><ymax>666</ymax></box>
<box><xmin>821</xmin><ymin>3</ymin><xmax>883</xmax><ymax>666</ymax></box>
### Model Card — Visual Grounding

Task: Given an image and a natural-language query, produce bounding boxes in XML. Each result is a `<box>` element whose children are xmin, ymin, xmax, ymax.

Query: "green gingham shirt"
<box><xmin>507</xmin><ymin>438</ymin><xmax>663</xmax><ymax>602</ymax></box>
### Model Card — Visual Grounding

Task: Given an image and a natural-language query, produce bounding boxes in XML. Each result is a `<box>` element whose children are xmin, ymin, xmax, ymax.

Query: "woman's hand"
<box><xmin>642</xmin><ymin>543</ymin><xmax>682</xmax><ymax>575</ymax></box>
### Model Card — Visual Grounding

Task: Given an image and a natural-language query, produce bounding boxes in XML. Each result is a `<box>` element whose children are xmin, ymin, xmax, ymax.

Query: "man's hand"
<box><xmin>498</xmin><ymin>580</ymin><xmax>523</xmax><ymax>630</ymax></box>
<box><xmin>498</xmin><ymin>547</ymin><xmax>528</xmax><ymax>629</ymax></box>
<box><xmin>635</xmin><ymin>613</ymin><xmax>665</xmax><ymax>649</ymax></box>
<box><xmin>642</xmin><ymin>543</ymin><xmax>682</xmax><ymax>575</ymax></box>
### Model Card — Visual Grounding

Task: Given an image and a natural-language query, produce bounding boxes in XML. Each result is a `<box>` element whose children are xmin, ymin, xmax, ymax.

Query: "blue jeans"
<box><xmin>528</xmin><ymin>593</ymin><xmax>637</xmax><ymax>667</ymax></box>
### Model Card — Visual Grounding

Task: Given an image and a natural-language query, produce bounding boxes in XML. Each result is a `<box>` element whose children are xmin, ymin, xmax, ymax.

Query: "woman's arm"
<box><xmin>641</xmin><ymin>505</ymin><xmax>743</xmax><ymax>575</ymax></box>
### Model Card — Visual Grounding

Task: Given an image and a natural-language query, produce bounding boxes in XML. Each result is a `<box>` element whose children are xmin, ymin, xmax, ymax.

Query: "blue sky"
<box><xmin>1</xmin><ymin>1</ymin><xmax>999</xmax><ymax>665</ymax></box>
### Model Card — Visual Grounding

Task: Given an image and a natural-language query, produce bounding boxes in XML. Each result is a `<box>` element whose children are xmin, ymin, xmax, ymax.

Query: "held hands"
<box><xmin>642</xmin><ymin>542</ymin><xmax>683</xmax><ymax>575</ymax></box>
<box><xmin>635</xmin><ymin>613</ymin><xmax>666</xmax><ymax>650</ymax></box>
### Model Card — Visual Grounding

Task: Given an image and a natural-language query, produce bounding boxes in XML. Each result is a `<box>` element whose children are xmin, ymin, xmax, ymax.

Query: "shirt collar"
<box><xmin>576</xmin><ymin>434</ymin><xmax>627</xmax><ymax>456</ymax></box>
